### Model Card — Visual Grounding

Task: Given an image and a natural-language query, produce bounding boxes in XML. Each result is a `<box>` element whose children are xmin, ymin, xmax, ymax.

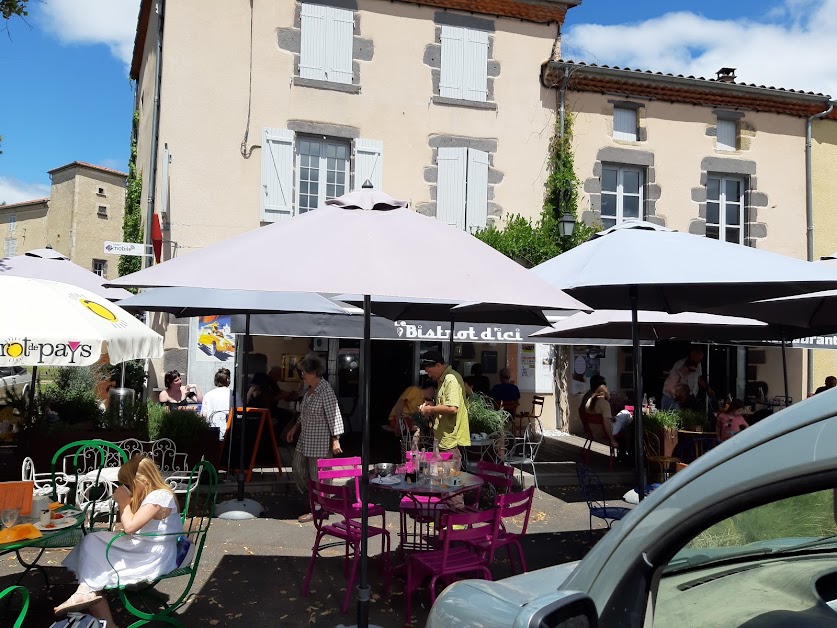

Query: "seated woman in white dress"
<box><xmin>55</xmin><ymin>454</ymin><xmax>183</xmax><ymax>626</ymax></box>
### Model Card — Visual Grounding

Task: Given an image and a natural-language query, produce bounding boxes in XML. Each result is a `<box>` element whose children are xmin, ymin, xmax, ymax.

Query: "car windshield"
<box><xmin>665</xmin><ymin>489</ymin><xmax>837</xmax><ymax>574</ymax></box>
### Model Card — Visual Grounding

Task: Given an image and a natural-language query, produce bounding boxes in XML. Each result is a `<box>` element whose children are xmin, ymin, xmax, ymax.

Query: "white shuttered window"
<box><xmin>440</xmin><ymin>25</ymin><xmax>488</xmax><ymax>102</ymax></box>
<box><xmin>4</xmin><ymin>239</ymin><xmax>15</xmax><ymax>257</ymax></box>
<box><xmin>260</xmin><ymin>128</ymin><xmax>295</xmax><ymax>223</ymax></box>
<box><xmin>716</xmin><ymin>119</ymin><xmax>737</xmax><ymax>151</ymax></box>
<box><xmin>436</xmin><ymin>147</ymin><xmax>489</xmax><ymax>232</ymax></box>
<box><xmin>353</xmin><ymin>139</ymin><xmax>383</xmax><ymax>190</ymax></box>
<box><xmin>7</xmin><ymin>215</ymin><xmax>15</xmax><ymax>232</ymax></box>
<box><xmin>613</xmin><ymin>107</ymin><xmax>638</xmax><ymax>141</ymax></box>
<box><xmin>300</xmin><ymin>3</ymin><xmax>353</xmax><ymax>85</ymax></box>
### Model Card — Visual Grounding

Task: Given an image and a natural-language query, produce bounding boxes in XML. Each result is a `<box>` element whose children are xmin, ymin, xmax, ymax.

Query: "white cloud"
<box><xmin>563</xmin><ymin>0</ymin><xmax>837</xmax><ymax>97</ymax></box>
<box><xmin>0</xmin><ymin>177</ymin><xmax>50</xmax><ymax>206</ymax></box>
<box><xmin>37</xmin><ymin>0</ymin><xmax>141</xmax><ymax>68</ymax></box>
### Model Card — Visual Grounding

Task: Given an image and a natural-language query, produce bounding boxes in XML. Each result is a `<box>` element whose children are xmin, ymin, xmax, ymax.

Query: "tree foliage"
<box><xmin>119</xmin><ymin>111</ymin><xmax>143</xmax><ymax>278</ymax></box>
<box><xmin>1</xmin><ymin>0</ymin><xmax>29</xmax><ymax>20</ymax></box>
<box><xmin>475</xmin><ymin>112</ymin><xmax>596</xmax><ymax>268</ymax></box>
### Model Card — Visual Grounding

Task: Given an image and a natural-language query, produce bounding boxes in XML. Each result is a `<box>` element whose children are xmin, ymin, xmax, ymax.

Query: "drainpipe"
<box><xmin>558</xmin><ymin>65</ymin><xmax>570</xmax><ymax>140</ymax></box>
<box><xmin>805</xmin><ymin>100</ymin><xmax>834</xmax><ymax>395</ymax></box>
<box><xmin>143</xmin><ymin>0</ymin><xmax>166</xmax><ymax>269</ymax></box>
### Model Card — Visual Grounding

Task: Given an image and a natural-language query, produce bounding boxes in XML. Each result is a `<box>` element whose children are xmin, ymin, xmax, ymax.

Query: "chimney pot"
<box><xmin>716</xmin><ymin>67</ymin><xmax>737</xmax><ymax>83</ymax></box>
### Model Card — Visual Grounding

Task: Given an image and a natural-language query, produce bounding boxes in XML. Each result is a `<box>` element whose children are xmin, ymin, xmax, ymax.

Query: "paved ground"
<box><xmin>0</xmin><ymin>477</ymin><xmax>630</xmax><ymax>628</ymax></box>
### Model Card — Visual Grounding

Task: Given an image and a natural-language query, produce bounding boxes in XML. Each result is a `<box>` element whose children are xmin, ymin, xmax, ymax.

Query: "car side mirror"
<box><xmin>529</xmin><ymin>592</ymin><xmax>599</xmax><ymax>628</ymax></box>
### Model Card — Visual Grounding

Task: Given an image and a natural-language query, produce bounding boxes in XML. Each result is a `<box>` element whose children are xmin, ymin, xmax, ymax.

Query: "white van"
<box><xmin>428</xmin><ymin>391</ymin><xmax>837</xmax><ymax>627</ymax></box>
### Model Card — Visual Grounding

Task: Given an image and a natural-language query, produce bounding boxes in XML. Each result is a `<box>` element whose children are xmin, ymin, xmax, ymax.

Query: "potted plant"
<box><xmin>680</xmin><ymin>409</ymin><xmax>709</xmax><ymax>432</ymax></box>
<box><xmin>466</xmin><ymin>393</ymin><xmax>508</xmax><ymax>437</ymax></box>
<box><xmin>644</xmin><ymin>409</ymin><xmax>680</xmax><ymax>458</ymax></box>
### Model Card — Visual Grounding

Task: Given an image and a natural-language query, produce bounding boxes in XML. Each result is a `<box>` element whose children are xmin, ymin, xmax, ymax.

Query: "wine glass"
<box><xmin>1</xmin><ymin>507</ymin><xmax>19</xmax><ymax>529</ymax></box>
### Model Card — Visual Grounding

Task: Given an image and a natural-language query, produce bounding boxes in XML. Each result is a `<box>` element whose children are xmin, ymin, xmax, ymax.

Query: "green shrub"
<box><xmin>466</xmin><ymin>393</ymin><xmax>508</xmax><ymax>435</ymax></box>
<box><xmin>40</xmin><ymin>366</ymin><xmax>104</xmax><ymax>426</ymax></box>
<box><xmin>147</xmin><ymin>405</ymin><xmax>209</xmax><ymax>442</ymax></box>
<box><xmin>645</xmin><ymin>409</ymin><xmax>681</xmax><ymax>431</ymax></box>
<box><xmin>680</xmin><ymin>409</ymin><xmax>709</xmax><ymax>431</ymax></box>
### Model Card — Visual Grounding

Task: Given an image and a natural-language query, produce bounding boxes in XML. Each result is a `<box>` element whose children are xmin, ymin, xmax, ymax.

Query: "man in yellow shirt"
<box><xmin>418</xmin><ymin>350</ymin><xmax>471</xmax><ymax>451</ymax></box>
<box><xmin>388</xmin><ymin>380</ymin><xmax>437</xmax><ymax>431</ymax></box>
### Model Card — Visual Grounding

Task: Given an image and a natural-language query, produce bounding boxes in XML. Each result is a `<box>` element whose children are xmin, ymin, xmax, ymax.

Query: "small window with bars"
<box><xmin>92</xmin><ymin>259</ymin><xmax>107</xmax><ymax>278</ymax></box>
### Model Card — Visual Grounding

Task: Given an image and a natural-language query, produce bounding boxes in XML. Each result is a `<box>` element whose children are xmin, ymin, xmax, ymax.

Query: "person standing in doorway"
<box><xmin>661</xmin><ymin>346</ymin><xmax>706</xmax><ymax>411</ymax></box>
<box><xmin>418</xmin><ymin>350</ymin><xmax>471</xmax><ymax>453</ymax></box>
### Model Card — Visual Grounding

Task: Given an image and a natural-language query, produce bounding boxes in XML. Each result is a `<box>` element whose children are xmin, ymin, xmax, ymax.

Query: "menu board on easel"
<box><xmin>218</xmin><ymin>408</ymin><xmax>283</xmax><ymax>482</ymax></box>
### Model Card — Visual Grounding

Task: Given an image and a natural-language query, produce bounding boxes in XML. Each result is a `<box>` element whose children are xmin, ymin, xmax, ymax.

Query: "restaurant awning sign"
<box><xmin>792</xmin><ymin>335</ymin><xmax>837</xmax><ymax>349</ymax></box>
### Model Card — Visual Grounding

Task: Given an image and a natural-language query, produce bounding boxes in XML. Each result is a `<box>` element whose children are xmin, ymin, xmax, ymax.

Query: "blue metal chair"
<box><xmin>575</xmin><ymin>463</ymin><xmax>631</xmax><ymax>540</ymax></box>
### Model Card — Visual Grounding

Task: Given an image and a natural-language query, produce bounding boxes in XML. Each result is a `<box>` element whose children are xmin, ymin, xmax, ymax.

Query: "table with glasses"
<box><xmin>370</xmin><ymin>471</ymin><xmax>484</xmax><ymax>559</ymax></box>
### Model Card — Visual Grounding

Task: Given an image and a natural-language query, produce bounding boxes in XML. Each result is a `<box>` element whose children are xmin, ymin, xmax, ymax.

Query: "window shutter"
<box><xmin>439</xmin><ymin>25</ymin><xmax>465</xmax><ymax>99</ymax></box>
<box><xmin>353</xmin><ymin>138</ymin><xmax>383</xmax><ymax>191</ymax></box>
<box><xmin>465</xmin><ymin>148</ymin><xmax>489</xmax><ymax>233</ymax></box>
<box><xmin>463</xmin><ymin>29</ymin><xmax>489</xmax><ymax>102</ymax></box>
<box><xmin>325</xmin><ymin>6</ymin><xmax>354</xmax><ymax>85</ymax></box>
<box><xmin>160</xmin><ymin>146</ymin><xmax>170</xmax><ymax>221</ymax></box>
<box><xmin>436</xmin><ymin>147</ymin><xmax>467</xmax><ymax>230</ymax></box>
<box><xmin>300</xmin><ymin>3</ymin><xmax>327</xmax><ymax>81</ymax></box>
<box><xmin>261</xmin><ymin>128</ymin><xmax>295</xmax><ymax>222</ymax></box>
<box><xmin>716</xmin><ymin>119</ymin><xmax>737</xmax><ymax>151</ymax></box>
<box><xmin>613</xmin><ymin>107</ymin><xmax>637</xmax><ymax>141</ymax></box>
<box><xmin>8</xmin><ymin>215</ymin><xmax>15</xmax><ymax>232</ymax></box>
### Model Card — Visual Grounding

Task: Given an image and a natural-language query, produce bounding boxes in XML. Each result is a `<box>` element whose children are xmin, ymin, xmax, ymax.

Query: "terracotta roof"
<box><xmin>0</xmin><ymin>198</ymin><xmax>49</xmax><ymax>210</ymax></box>
<box><xmin>542</xmin><ymin>60</ymin><xmax>837</xmax><ymax>119</ymax></box>
<box><xmin>47</xmin><ymin>161</ymin><xmax>128</xmax><ymax>178</ymax></box>
<box><xmin>391</xmin><ymin>0</ymin><xmax>580</xmax><ymax>23</ymax></box>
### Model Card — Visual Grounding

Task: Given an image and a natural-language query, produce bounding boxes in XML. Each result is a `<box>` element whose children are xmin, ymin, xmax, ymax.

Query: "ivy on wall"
<box><xmin>476</xmin><ymin>112</ymin><xmax>595</xmax><ymax>268</ymax></box>
<box><xmin>119</xmin><ymin>111</ymin><xmax>143</xmax><ymax>279</ymax></box>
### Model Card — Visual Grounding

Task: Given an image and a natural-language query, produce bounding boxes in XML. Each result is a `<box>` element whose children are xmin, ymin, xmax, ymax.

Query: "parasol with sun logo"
<box><xmin>0</xmin><ymin>277</ymin><xmax>163</xmax><ymax>366</ymax></box>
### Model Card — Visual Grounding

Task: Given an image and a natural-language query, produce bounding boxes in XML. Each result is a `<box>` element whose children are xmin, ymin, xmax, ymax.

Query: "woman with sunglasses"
<box><xmin>159</xmin><ymin>369</ymin><xmax>203</xmax><ymax>408</ymax></box>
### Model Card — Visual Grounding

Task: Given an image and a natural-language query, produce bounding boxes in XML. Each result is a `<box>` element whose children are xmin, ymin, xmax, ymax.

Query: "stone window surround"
<box><xmin>688</xmin><ymin>156</ymin><xmax>768</xmax><ymax>246</ymax></box>
<box><xmin>423</xmin><ymin>12</ymin><xmax>500</xmax><ymax>111</ymax></box>
<box><xmin>415</xmin><ymin>134</ymin><xmax>504</xmax><ymax>219</ymax></box>
<box><xmin>608</xmin><ymin>99</ymin><xmax>647</xmax><ymax>143</ymax></box>
<box><xmin>581</xmin><ymin>147</ymin><xmax>661</xmax><ymax>227</ymax></box>
<box><xmin>277</xmin><ymin>0</ymin><xmax>374</xmax><ymax>95</ymax></box>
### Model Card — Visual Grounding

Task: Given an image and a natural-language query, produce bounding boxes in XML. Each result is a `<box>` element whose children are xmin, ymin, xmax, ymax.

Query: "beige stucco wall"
<box><xmin>0</xmin><ymin>203</ymin><xmax>49</xmax><ymax>253</ymax></box>
<box><xmin>810</xmin><ymin>118</ymin><xmax>837</xmax><ymax>387</ymax></box>
<box><xmin>144</xmin><ymin>0</ymin><xmax>559</xmax><ymax>256</ymax></box>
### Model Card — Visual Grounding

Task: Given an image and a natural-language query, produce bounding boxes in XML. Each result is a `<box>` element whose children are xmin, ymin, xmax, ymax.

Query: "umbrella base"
<box><xmin>214</xmin><ymin>498</ymin><xmax>264</xmax><ymax>519</ymax></box>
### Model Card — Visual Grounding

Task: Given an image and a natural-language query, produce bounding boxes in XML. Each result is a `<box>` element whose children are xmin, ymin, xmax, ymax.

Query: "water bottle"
<box><xmin>418</xmin><ymin>448</ymin><xmax>428</xmax><ymax>484</ymax></box>
<box><xmin>429</xmin><ymin>439</ymin><xmax>443</xmax><ymax>487</ymax></box>
<box><xmin>409</xmin><ymin>440</ymin><xmax>420</xmax><ymax>482</ymax></box>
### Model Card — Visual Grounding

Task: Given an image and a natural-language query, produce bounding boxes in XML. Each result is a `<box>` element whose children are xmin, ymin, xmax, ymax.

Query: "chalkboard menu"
<box><xmin>219</xmin><ymin>407</ymin><xmax>282</xmax><ymax>479</ymax></box>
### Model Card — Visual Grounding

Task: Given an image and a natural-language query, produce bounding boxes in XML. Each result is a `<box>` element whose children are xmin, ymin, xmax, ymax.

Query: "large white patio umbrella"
<box><xmin>108</xmin><ymin>187</ymin><xmax>589</xmax><ymax>627</ymax></box>
<box><xmin>0</xmin><ymin>276</ymin><xmax>162</xmax><ymax>367</ymax></box>
<box><xmin>530</xmin><ymin>221</ymin><xmax>837</xmax><ymax>501</ymax></box>
<box><xmin>1</xmin><ymin>247</ymin><xmax>132</xmax><ymax>301</ymax></box>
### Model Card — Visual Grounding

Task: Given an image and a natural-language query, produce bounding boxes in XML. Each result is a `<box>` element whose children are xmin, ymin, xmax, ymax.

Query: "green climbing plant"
<box><xmin>475</xmin><ymin>111</ymin><xmax>596</xmax><ymax>267</ymax></box>
<box><xmin>119</xmin><ymin>111</ymin><xmax>143</xmax><ymax>278</ymax></box>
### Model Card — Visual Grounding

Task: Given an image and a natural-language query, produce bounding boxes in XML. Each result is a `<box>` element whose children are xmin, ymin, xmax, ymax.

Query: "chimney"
<box><xmin>716</xmin><ymin>67</ymin><xmax>737</xmax><ymax>83</ymax></box>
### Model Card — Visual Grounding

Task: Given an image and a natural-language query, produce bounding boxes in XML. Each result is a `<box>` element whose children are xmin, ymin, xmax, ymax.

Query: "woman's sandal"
<box><xmin>54</xmin><ymin>590</ymin><xmax>102</xmax><ymax>616</ymax></box>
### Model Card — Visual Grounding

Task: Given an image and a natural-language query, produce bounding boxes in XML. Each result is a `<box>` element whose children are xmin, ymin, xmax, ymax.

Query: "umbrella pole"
<box><xmin>781</xmin><ymin>333</ymin><xmax>790</xmax><ymax>407</ymax></box>
<box><xmin>357</xmin><ymin>294</ymin><xmax>371</xmax><ymax>628</ymax></box>
<box><xmin>630</xmin><ymin>286</ymin><xmax>647</xmax><ymax>501</ymax></box>
<box><xmin>238</xmin><ymin>314</ymin><xmax>251</xmax><ymax>503</ymax></box>
<box><xmin>26</xmin><ymin>366</ymin><xmax>37</xmax><ymax>425</ymax></box>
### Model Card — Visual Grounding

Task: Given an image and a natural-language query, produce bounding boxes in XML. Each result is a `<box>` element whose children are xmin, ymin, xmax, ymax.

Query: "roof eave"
<box><xmin>130</xmin><ymin>0</ymin><xmax>153</xmax><ymax>81</ymax></box>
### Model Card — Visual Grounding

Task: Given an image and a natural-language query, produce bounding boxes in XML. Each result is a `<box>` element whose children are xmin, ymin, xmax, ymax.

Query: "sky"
<box><xmin>1</xmin><ymin>0</ymin><xmax>835</xmax><ymax>205</ymax></box>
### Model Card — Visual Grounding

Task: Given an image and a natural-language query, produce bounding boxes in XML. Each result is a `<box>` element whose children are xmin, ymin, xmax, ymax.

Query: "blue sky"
<box><xmin>1</xmin><ymin>0</ymin><xmax>835</xmax><ymax>205</ymax></box>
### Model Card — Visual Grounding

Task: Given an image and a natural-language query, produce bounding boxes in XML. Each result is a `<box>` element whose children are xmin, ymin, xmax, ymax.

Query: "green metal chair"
<box><xmin>104</xmin><ymin>459</ymin><xmax>219</xmax><ymax>627</ymax></box>
<box><xmin>0</xmin><ymin>585</ymin><xmax>29</xmax><ymax>628</ymax></box>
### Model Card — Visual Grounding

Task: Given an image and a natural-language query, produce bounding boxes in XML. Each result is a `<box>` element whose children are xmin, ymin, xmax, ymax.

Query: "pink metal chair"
<box><xmin>302</xmin><ymin>481</ymin><xmax>391</xmax><ymax>614</ymax></box>
<box><xmin>317</xmin><ymin>456</ymin><xmax>386</xmax><ymax>527</ymax></box>
<box><xmin>474</xmin><ymin>460</ymin><xmax>514</xmax><ymax>494</ymax></box>
<box><xmin>468</xmin><ymin>486</ymin><xmax>535</xmax><ymax>575</ymax></box>
<box><xmin>405</xmin><ymin>507</ymin><xmax>501</xmax><ymax>624</ymax></box>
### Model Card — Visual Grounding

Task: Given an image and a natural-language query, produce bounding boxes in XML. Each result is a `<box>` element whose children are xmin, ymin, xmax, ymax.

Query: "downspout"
<box><xmin>143</xmin><ymin>0</ymin><xmax>166</xmax><ymax>269</ymax></box>
<box><xmin>558</xmin><ymin>65</ymin><xmax>570</xmax><ymax>140</ymax></box>
<box><xmin>805</xmin><ymin>100</ymin><xmax>834</xmax><ymax>395</ymax></box>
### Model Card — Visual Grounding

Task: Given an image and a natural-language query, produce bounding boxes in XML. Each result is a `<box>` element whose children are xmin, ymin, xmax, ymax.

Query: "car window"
<box><xmin>655</xmin><ymin>488</ymin><xmax>837</xmax><ymax>626</ymax></box>
<box><xmin>0</xmin><ymin>368</ymin><xmax>11</xmax><ymax>377</ymax></box>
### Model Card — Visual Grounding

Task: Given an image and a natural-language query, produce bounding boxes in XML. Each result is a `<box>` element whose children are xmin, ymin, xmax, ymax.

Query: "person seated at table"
<box><xmin>469</xmin><ymin>363</ymin><xmax>491</xmax><ymax>396</ymax></box>
<box><xmin>716</xmin><ymin>399</ymin><xmax>749</xmax><ymax>442</ymax></box>
<box><xmin>672</xmin><ymin>383</ymin><xmax>703</xmax><ymax>412</ymax></box>
<box><xmin>158</xmin><ymin>369</ymin><xmax>202</xmax><ymax>408</ymax></box>
<box><xmin>490</xmin><ymin>368</ymin><xmax>520</xmax><ymax>414</ymax></box>
<box><xmin>388</xmin><ymin>380</ymin><xmax>437</xmax><ymax>433</ymax></box>
<box><xmin>815</xmin><ymin>376</ymin><xmax>837</xmax><ymax>395</ymax></box>
<box><xmin>201</xmin><ymin>367</ymin><xmax>232</xmax><ymax>440</ymax></box>
<box><xmin>55</xmin><ymin>454</ymin><xmax>183</xmax><ymax>624</ymax></box>
<box><xmin>579</xmin><ymin>375</ymin><xmax>618</xmax><ymax>449</ymax></box>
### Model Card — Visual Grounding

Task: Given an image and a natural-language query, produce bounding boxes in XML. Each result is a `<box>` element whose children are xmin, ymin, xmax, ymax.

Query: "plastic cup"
<box><xmin>39</xmin><ymin>510</ymin><xmax>51</xmax><ymax>526</ymax></box>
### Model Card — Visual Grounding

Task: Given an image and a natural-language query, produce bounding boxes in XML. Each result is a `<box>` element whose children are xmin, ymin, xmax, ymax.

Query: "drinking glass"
<box><xmin>1</xmin><ymin>507</ymin><xmax>19</xmax><ymax>529</ymax></box>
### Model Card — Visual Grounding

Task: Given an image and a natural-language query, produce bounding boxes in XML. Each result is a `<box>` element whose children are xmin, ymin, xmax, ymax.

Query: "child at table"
<box><xmin>54</xmin><ymin>454</ymin><xmax>182</xmax><ymax>625</ymax></box>
<box><xmin>716</xmin><ymin>399</ymin><xmax>749</xmax><ymax>442</ymax></box>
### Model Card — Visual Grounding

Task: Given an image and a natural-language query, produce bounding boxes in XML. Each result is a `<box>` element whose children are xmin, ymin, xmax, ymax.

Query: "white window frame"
<box><xmin>706</xmin><ymin>174</ymin><xmax>746</xmax><ymax>244</ymax></box>
<box><xmin>299</xmin><ymin>3</ymin><xmax>354</xmax><ymax>85</ymax></box>
<box><xmin>600</xmin><ymin>165</ymin><xmax>645</xmax><ymax>228</ymax></box>
<box><xmin>439</xmin><ymin>24</ymin><xmax>489</xmax><ymax>103</ymax></box>
<box><xmin>295</xmin><ymin>136</ymin><xmax>351</xmax><ymax>215</ymax></box>
<box><xmin>613</xmin><ymin>107</ymin><xmax>638</xmax><ymax>141</ymax></box>
<box><xmin>92</xmin><ymin>259</ymin><xmax>107</xmax><ymax>278</ymax></box>
<box><xmin>716</xmin><ymin>118</ymin><xmax>737</xmax><ymax>151</ymax></box>
<box><xmin>4</xmin><ymin>238</ymin><xmax>16</xmax><ymax>257</ymax></box>
<box><xmin>7</xmin><ymin>214</ymin><xmax>15</xmax><ymax>232</ymax></box>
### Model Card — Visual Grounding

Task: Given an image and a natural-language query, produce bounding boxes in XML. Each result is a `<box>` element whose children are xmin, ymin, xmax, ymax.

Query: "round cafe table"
<box><xmin>370</xmin><ymin>471</ymin><xmax>484</xmax><ymax>560</ymax></box>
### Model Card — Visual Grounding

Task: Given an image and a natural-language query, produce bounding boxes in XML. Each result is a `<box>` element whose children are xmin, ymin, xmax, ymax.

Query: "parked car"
<box><xmin>0</xmin><ymin>366</ymin><xmax>29</xmax><ymax>402</ymax></box>
<box><xmin>428</xmin><ymin>389</ymin><xmax>837</xmax><ymax>627</ymax></box>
